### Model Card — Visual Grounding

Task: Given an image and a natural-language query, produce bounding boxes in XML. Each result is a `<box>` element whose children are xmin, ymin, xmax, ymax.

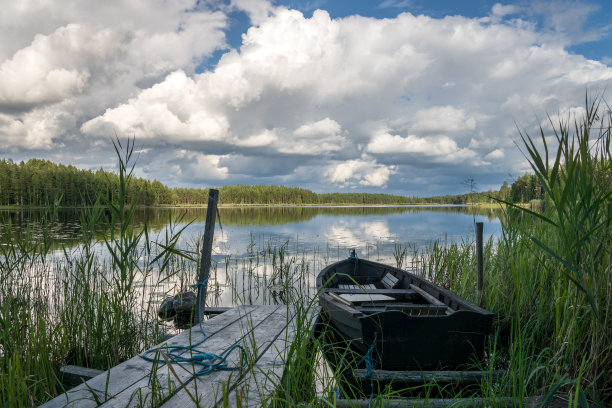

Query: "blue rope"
<box><xmin>192</xmin><ymin>279</ymin><xmax>209</xmax><ymax>334</ymax></box>
<box><xmin>358</xmin><ymin>334</ymin><xmax>376</xmax><ymax>378</ymax></box>
<box><xmin>141</xmin><ymin>278</ymin><xmax>247</xmax><ymax>376</ymax></box>
<box><xmin>357</xmin><ymin>333</ymin><xmax>377</xmax><ymax>407</ymax></box>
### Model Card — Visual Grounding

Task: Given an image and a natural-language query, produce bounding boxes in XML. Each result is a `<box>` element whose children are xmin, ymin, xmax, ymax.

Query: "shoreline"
<box><xmin>0</xmin><ymin>202</ymin><xmax>506</xmax><ymax>210</ymax></box>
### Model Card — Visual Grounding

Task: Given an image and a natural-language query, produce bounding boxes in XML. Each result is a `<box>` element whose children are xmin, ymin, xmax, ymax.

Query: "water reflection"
<box><xmin>1</xmin><ymin>205</ymin><xmax>503</xmax><ymax>312</ymax></box>
<box><xmin>0</xmin><ymin>205</ymin><xmax>501</xmax><ymax>242</ymax></box>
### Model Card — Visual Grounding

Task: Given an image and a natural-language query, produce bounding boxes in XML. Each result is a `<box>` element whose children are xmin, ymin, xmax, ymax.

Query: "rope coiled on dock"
<box><xmin>141</xmin><ymin>278</ymin><xmax>247</xmax><ymax>376</ymax></box>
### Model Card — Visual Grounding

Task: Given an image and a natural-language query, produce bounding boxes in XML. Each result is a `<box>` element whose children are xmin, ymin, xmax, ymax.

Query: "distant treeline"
<box><xmin>0</xmin><ymin>158</ymin><xmax>543</xmax><ymax>206</ymax></box>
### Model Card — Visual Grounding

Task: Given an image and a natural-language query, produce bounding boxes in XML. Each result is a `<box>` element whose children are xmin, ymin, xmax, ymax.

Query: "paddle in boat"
<box><xmin>317</xmin><ymin>250</ymin><xmax>494</xmax><ymax>369</ymax></box>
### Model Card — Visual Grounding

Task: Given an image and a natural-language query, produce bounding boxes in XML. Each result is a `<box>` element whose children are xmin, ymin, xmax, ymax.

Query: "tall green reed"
<box><xmin>0</xmin><ymin>138</ymin><xmax>193</xmax><ymax>406</ymax></box>
<box><xmin>415</xmin><ymin>94</ymin><xmax>611</xmax><ymax>403</ymax></box>
<box><xmin>500</xmin><ymin>95</ymin><xmax>611</xmax><ymax>404</ymax></box>
<box><xmin>0</xmin><ymin>204</ymin><xmax>62</xmax><ymax>405</ymax></box>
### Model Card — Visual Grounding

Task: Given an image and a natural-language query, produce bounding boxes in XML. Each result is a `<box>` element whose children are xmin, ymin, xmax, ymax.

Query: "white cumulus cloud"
<box><xmin>1</xmin><ymin>2</ymin><xmax>612</xmax><ymax>194</ymax></box>
<box><xmin>325</xmin><ymin>158</ymin><xmax>395</xmax><ymax>187</ymax></box>
<box><xmin>366</xmin><ymin>132</ymin><xmax>477</xmax><ymax>163</ymax></box>
<box><xmin>485</xmin><ymin>148</ymin><xmax>505</xmax><ymax>160</ymax></box>
<box><xmin>411</xmin><ymin>106</ymin><xmax>477</xmax><ymax>132</ymax></box>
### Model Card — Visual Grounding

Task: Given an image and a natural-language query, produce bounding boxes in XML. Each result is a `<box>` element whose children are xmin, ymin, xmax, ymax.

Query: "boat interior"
<box><xmin>321</xmin><ymin>261</ymin><xmax>455</xmax><ymax>316</ymax></box>
<box><xmin>319</xmin><ymin>256</ymin><xmax>487</xmax><ymax>318</ymax></box>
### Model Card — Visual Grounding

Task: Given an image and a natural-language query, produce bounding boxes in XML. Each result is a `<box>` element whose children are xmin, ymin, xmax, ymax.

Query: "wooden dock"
<box><xmin>41</xmin><ymin>305</ymin><xmax>317</xmax><ymax>408</ymax></box>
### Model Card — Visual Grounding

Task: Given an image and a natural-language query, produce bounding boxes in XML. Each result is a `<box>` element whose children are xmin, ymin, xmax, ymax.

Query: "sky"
<box><xmin>1</xmin><ymin>0</ymin><xmax>611</xmax><ymax>196</ymax></box>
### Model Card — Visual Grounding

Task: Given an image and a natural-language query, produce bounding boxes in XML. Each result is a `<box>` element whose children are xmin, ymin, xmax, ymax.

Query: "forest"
<box><xmin>0</xmin><ymin>158</ymin><xmax>543</xmax><ymax>207</ymax></box>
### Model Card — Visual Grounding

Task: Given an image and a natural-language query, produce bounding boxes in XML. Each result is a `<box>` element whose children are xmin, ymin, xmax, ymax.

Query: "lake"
<box><xmin>0</xmin><ymin>205</ymin><xmax>502</xmax><ymax>310</ymax></box>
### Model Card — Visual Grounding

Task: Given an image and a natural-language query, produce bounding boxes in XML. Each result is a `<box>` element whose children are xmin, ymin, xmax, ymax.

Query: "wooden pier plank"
<box><xmin>224</xmin><ymin>307</ymin><xmax>319</xmax><ymax>407</ymax></box>
<box><xmin>38</xmin><ymin>387</ymin><xmax>107</xmax><ymax>408</ymax></box>
<box><xmin>59</xmin><ymin>365</ymin><xmax>105</xmax><ymax>387</ymax></box>
<box><xmin>40</xmin><ymin>305</ymin><xmax>310</xmax><ymax>408</ymax></box>
<box><xmin>159</xmin><ymin>305</ymin><xmax>294</xmax><ymax>407</ymax></box>
<box><xmin>98</xmin><ymin>305</ymin><xmax>282</xmax><ymax>408</ymax></box>
<box><xmin>40</xmin><ymin>306</ymin><xmax>256</xmax><ymax>408</ymax></box>
<box><xmin>201</xmin><ymin>306</ymin><xmax>232</xmax><ymax>315</ymax></box>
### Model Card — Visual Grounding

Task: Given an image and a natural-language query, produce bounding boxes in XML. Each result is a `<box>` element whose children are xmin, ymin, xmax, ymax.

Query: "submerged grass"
<box><xmin>0</xmin><ymin>97</ymin><xmax>610</xmax><ymax>407</ymax></box>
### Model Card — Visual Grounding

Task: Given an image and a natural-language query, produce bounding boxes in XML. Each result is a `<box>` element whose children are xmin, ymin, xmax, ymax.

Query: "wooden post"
<box><xmin>476</xmin><ymin>222</ymin><xmax>484</xmax><ymax>303</ymax></box>
<box><xmin>196</xmin><ymin>189</ymin><xmax>219</xmax><ymax>323</ymax></box>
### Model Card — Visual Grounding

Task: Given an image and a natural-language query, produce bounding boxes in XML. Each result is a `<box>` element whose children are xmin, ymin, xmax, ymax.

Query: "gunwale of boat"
<box><xmin>317</xmin><ymin>257</ymin><xmax>492</xmax><ymax>318</ymax></box>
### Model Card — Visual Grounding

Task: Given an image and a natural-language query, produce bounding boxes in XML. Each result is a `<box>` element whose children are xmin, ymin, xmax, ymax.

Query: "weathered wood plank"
<box><xmin>40</xmin><ymin>306</ymin><xmax>254</xmax><ymax>408</ymax></box>
<box><xmin>60</xmin><ymin>365</ymin><xmax>105</xmax><ymax>387</ymax></box>
<box><xmin>226</xmin><ymin>323</ymin><xmax>297</xmax><ymax>406</ymax></box>
<box><xmin>409</xmin><ymin>284</ymin><xmax>445</xmax><ymax>306</ymax></box>
<box><xmin>409</xmin><ymin>284</ymin><xmax>453</xmax><ymax>314</ymax></box>
<box><xmin>381</xmin><ymin>272</ymin><xmax>399</xmax><ymax>289</ymax></box>
<box><xmin>339</xmin><ymin>294</ymin><xmax>395</xmax><ymax>303</ymax></box>
<box><xmin>325</xmin><ymin>288</ymin><xmax>416</xmax><ymax>296</ymax></box>
<box><xmin>197</xmin><ymin>189</ymin><xmax>218</xmax><ymax>323</ymax></box>
<box><xmin>202</xmin><ymin>306</ymin><xmax>232</xmax><ymax>315</ymax></box>
<box><xmin>160</xmin><ymin>305</ymin><xmax>294</xmax><ymax>407</ymax></box>
<box><xmin>99</xmin><ymin>305</ymin><xmax>282</xmax><ymax>407</ymax></box>
<box><xmin>335</xmin><ymin>397</ymin><xmax>528</xmax><ymax>408</ymax></box>
<box><xmin>37</xmin><ymin>387</ymin><xmax>107</xmax><ymax>408</ymax></box>
<box><xmin>353</xmin><ymin>369</ymin><xmax>507</xmax><ymax>383</ymax></box>
<box><xmin>225</xmin><ymin>307</ymin><xmax>320</xmax><ymax>408</ymax></box>
<box><xmin>322</xmin><ymin>294</ymin><xmax>360</xmax><ymax>316</ymax></box>
<box><xmin>328</xmin><ymin>292</ymin><xmax>355</xmax><ymax>307</ymax></box>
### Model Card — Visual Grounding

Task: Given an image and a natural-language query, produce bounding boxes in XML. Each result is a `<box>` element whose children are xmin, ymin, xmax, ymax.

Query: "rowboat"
<box><xmin>316</xmin><ymin>252</ymin><xmax>494</xmax><ymax>369</ymax></box>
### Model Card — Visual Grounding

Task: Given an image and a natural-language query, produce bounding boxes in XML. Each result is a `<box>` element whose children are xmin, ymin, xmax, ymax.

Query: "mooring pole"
<box><xmin>476</xmin><ymin>221</ymin><xmax>484</xmax><ymax>304</ymax></box>
<box><xmin>196</xmin><ymin>189</ymin><xmax>219</xmax><ymax>323</ymax></box>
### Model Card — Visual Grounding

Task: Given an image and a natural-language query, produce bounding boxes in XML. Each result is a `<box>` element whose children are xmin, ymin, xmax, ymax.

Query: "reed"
<box><xmin>0</xmin><ymin>139</ymin><xmax>194</xmax><ymax>406</ymax></box>
<box><xmin>257</xmin><ymin>96</ymin><xmax>610</xmax><ymax>406</ymax></box>
<box><xmin>407</xmin><ymin>96</ymin><xmax>611</xmax><ymax>406</ymax></box>
<box><xmin>1</xmin><ymin>97</ymin><xmax>609</xmax><ymax>406</ymax></box>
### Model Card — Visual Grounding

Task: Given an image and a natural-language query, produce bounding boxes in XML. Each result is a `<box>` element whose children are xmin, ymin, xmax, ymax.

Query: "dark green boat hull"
<box><xmin>317</xmin><ymin>258</ymin><xmax>494</xmax><ymax>369</ymax></box>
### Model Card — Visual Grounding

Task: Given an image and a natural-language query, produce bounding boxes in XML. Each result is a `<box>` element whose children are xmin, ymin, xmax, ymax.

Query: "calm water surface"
<box><xmin>1</xmin><ymin>206</ymin><xmax>502</xmax><ymax>309</ymax></box>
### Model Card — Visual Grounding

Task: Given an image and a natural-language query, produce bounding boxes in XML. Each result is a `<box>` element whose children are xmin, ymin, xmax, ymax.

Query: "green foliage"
<box><xmin>0</xmin><ymin>139</ymin><xmax>193</xmax><ymax>406</ymax></box>
<box><xmin>419</xmin><ymin>96</ymin><xmax>611</xmax><ymax>405</ymax></box>
<box><xmin>0</xmin><ymin>158</ymin><xmax>527</xmax><ymax>207</ymax></box>
<box><xmin>0</xmin><ymin>157</ymin><xmax>164</xmax><ymax>206</ymax></box>
<box><xmin>1</xmin><ymin>96</ymin><xmax>609</xmax><ymax>406</ymax></box>
<box><xmin>264</xmin><ymin>96</ymin><xmax>611</xmax><ymax>406</ymax></box>
<box><xmin>509</xmin><ymin>173</ymin><xmax>544</xmax><ymax>203</ymax></box>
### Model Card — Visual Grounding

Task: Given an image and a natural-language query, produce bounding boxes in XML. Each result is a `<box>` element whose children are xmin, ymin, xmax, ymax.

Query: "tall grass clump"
<box><xmin>372</xmin><ymin>96</ymin><xmax>610</xmax><ymax>406</ymax></box>
<box><xmin>0</xmin><ymin>139</ymin><xmax>193</xmax><ymax>406</ymax></box>
<box><xmin>502</xmin><ymin>95</ymin><xmax>611</xmax><ymax>404</ymax></box>
<box><xmin>0</xmin><ymin>206</ymin><xmax>61</xmax><ymax>406</ymax></box>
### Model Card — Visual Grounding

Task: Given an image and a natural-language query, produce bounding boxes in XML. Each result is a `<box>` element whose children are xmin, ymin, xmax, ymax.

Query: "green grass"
<box><xmin>0</xmin><ymin>138</ymin><xmax>194</xmax><ymax>406</ymax></box>
<box><xmin>0</xmin><ymin>98</ymin><xmax>610</xmax><ymax>407</ymax></box>
<box><xmin>262</xmin><ymin>95</ymin><xmax>610</xmax><ymax>407</ymax></box>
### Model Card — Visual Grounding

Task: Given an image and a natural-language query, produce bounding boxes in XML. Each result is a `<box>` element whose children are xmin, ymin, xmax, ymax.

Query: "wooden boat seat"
<box><xmin>325</xmin><ymin>288</ymin><xmax>416</xmax><ymax>296</ymax></box>
<box><xmin>339</xmin><ymin>294</ymin><xmax>395</xmax><ymax>303</ymax></box>
<box><xmin>338</xmin><ymin>283</ymin><xmax>376</xmax><ymax>290</ymax></box>
<box><xmin>381</xmin><ymin>272</ymin><xmax>400</xmax><ymax>289</ymax></box>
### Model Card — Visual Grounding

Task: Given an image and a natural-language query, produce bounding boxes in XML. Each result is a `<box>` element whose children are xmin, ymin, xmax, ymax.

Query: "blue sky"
<box><xmin>219</xmin><ymin>1</ymin><xmax>612</xmax><ymax>61</ymax></box>
<box><xmin>0</xmin><ymin>0</ymin><xmax>611</xmax><ymax>196</ymax></box>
